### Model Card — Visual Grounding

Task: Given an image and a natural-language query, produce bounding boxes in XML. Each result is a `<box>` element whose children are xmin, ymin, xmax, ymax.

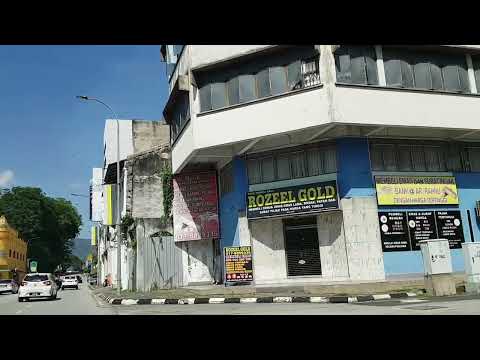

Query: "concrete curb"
<box><xmin>96</xmin><ymin>291</ymin><xmax>423</xmax><ymax>306</ymax></box>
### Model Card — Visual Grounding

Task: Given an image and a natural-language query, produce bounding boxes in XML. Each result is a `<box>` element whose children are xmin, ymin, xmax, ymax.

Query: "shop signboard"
<box><xmin>407</xmin><ymin>211</ymin><xmax>438</xmax><ymax>250</ymax></box>
<box><xmin>224</xmin><ymin>246</ymin><xmax>253</xmax><ymax>284</ymax></box>
<box><xmin>375</xmin><ymin>176</ymin><xmax>459</xmax><ymax>206</ymax></box>
<box><xmin>30</xmin><ymin>261</ymin><xmax>38</xmax><ymax>273</ymax></box>
<box><xmin>246</xmin><ymin>180</ymin><xmax>339</xmax><ymax>219</ymax></box>
<box><xmin>173</xmin><ymin>172</ymin><xmax>220</xmax><ymax>242</ymax></box>
<box><xmin>435</xmin><ymin>210</ymin><xmax>464</xmax><ymax>249</ymax></box>
<box><xmin>378</xmin><ymin>212</ymin><xmax>411</xmax><ymax>251</ymax></box>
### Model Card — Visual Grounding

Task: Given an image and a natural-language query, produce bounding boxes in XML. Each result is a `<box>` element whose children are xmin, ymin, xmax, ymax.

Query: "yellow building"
<box><xmin>0</xmin><ymin>216</ymin><xmax>27</xmax><ymax>281</ymax></box>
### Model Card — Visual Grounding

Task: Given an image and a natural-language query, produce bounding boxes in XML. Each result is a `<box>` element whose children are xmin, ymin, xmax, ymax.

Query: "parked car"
<box><xmin>18</xmin><ymin>273</ymin><xmax>58</xmax><ymax>302</ymax></box>
<box><xmin>0</xmin><ymin>279</ymin><xmax>19</xmax><ymax>294</ymax></box>
<box><xmin>61</xmin><ymin>275</ymin><xmax>79</xmax><ymax>290</ymax></box>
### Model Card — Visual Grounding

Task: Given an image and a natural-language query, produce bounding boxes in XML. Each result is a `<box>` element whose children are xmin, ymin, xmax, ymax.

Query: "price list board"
<box><xmin>378</xmin><ymin>212</ymin><xmax>411</xmax><ymax>251</ymax></box>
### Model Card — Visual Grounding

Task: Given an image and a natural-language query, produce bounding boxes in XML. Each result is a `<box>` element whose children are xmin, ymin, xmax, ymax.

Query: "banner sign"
<box><xmin>173</xmin><ymin>172</ymin><xmax>220</xmax><ymax>242</ymax></box>
<box><xmin>224</xmin><ymin>246</ymin><xmax>253</xmax><ymax>283</ymax></box>
<box><xmin>30</xmin><ymin>261</ymin><xmax>38</xmax><ymax>273</ymax></box>
<box><xmin>407</xmin><ymin>211</ymin><xmax>438</xmax><ymax>250</ymax></box>
<box><xmin>246</xmin><ymin>180</ymin><xmax>339</xmax><ymax>219</ymax></box>
<box><xmin>91</xmin><ymin>226</ymin><xmax>97</xmax><ymax>246</ymax></box>
<box><xmin>378</xmin><ymin>212</ymin><xmax>411</xmax><ymax>252</ymax></box>
<box><xmin>375</xmin><ymin>176</ymin><xmax>459</xmax><ymax>206</ymax></box>
<box><xmin>435</xmin><ymin>210</ymin><xmax>464</xmax><ymax>249</ymax></box>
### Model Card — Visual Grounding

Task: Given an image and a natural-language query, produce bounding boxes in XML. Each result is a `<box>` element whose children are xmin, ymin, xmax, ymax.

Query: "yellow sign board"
<box><xmin>91</xmin><ymin>226</ymin><xmax>97</xmax><ymax>246</ymax></box>
<box><xmin>375</xmin><ymin>176</ymin><xmax>459</xmax><ymax>206</ymax></box>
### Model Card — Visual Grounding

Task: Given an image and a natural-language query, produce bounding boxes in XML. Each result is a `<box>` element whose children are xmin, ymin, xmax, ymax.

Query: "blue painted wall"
<box><xmin>219</xmin><ymin>157</ymin><xmax>248</xmax><ymax>248</ymax></box>
<box><xmin>336</xmin><ymin>138</ymin><xmax>376</xmax><ymax>198</ymax></box>
<box><xmin>336</xmin><ymin>137</ymin><xmax>477</xmax><ymax>275</ymax></box>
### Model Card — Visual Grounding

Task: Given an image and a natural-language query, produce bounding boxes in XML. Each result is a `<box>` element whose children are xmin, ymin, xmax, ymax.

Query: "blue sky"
<box><xmin>0</xmin><ymin>45</ymin><xmax>167</xmax><ymax>238</ymax></box>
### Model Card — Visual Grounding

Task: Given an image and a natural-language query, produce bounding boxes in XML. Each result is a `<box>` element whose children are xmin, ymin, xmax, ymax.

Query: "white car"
<box><xmin>61</xmin><ymin>275</ymin><xmax>79</xmax><ymax>290</ymax></box>
<box><xmin>0</xmin><ymin>279</ymin><xmax>19</xmax><ymax>294</ymax></box>
<box><xmin>18</xmin><ymin>273</ymin><xmax>58</xmax><ymax>302</ymax></box>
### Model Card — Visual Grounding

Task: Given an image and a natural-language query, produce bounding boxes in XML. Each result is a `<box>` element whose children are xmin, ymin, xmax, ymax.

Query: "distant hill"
<box><xmin>71</xmin><ymin>238</ymin><xmax>91</xmax><ymax>261</ymax></box>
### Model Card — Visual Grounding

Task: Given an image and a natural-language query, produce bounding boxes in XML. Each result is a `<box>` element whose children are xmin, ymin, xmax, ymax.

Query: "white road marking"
<box><xmin>400</xmin><ymin>299</ymin><xmax>428</xmax><ymax>303</ymax></box>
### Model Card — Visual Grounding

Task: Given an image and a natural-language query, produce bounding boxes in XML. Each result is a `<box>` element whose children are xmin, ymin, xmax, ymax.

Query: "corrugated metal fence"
<box><xmin>136</xmin><ymin>219</ymin><xmax>184</xmax><ymax>291</ymax></box>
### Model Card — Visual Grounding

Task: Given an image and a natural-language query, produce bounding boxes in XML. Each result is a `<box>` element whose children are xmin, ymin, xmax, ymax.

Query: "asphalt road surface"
<box><xmin>0</xmin><ymin>280</ymin><xmax>114</xmax><ymax>315</ymax></box>
<box><xmin>2</xmin><ymin>282</ymin><xmax>479</xmax><ymax>315</ymax></box>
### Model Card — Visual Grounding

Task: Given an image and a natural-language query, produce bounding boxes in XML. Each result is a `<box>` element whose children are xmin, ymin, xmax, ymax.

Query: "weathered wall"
<box><xmin>126</xmin><ymin>150</ymin><xmax>168</xmax><ymax>219</ymax></box>
<box><xmin>132</xmin><ymin>121</ymin><xmax>170</xmax><ymax>154</ymax></box>
<box><xmin>317</xmin><ymin>211</ymin><xmax>349</xmax><ymax>279</ymax></box>
<box><xmin>250</xmin><ymin>218</ymin><xmax>287</xmax><ymax>283</ymax></box>
<box><xmin>180</xmin><ymin>240</ymin><xmax>215</xmax><ymax>285</ymax></box>
<box><xmin>341</xmin><ymin>197</ymin><xmax>385</xmax><ymax>281</ymax></box>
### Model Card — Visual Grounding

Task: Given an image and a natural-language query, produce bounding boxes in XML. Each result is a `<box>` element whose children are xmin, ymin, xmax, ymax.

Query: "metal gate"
<box><xmin>284</xmin><ymin>217</ymin><xmax>322</xmax><ymax>276</ymax></box>
<box><xmin>136</xmin><ymin>219</ymin><xmax>184</xmax><ymax>291</ymax></box>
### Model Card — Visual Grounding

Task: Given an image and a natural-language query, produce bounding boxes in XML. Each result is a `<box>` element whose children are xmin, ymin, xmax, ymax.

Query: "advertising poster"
<box><xmin>375</xmin><ymin>176</ymin><xmax>459</xmax><ymax>206</ymax></box>
<box><xmin>378</xmin><ymin>212</ymin><xmax>411</xmax><ymax>251</ymax></box>
<box><xmin>224</xmin><ymin>246</ymin><xmax>253</xmax><ymax>283</ymax></box>
<box><xmin>407</xmin><ymin>211</ymin><xmax>438</xmax><ymax>250</ymax></box>
<box><xmin>173</xmin><ymin>172</ymin><xmax>220</xmax><ymax>242</ymax></box>
<box><xmin>435</xmin><ymin>210</ymin><xmax>465</xmax><ymax>249</ymax></box>
<box><xmin>246</xmin><ymin>180</ymin><xmax>339</xmax><ymax>219</ymax></box>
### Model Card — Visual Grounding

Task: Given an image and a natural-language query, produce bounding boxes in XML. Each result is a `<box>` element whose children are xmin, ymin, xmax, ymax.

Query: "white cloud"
<box><xmin>0</xmin><ymin>169</ymin><xmax>14</xmax><ymax>187</ymax></box>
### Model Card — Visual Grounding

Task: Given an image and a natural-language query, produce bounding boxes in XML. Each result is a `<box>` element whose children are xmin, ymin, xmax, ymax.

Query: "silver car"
<box><xmin>0</xmin><ymin>279</ymin><xmax>19</xmax><ymax>294</ymax></box>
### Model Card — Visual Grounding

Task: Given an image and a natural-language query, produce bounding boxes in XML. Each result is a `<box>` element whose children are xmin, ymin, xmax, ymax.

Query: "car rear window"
<box><xmin>24</xmin><ymin>275</ymin><xmax>48</xmax><ymax>282</ymax></box>
<box><xmin>0</xmin><ymin>280</ymin><xmax>12</xmax><ymax>284</ymax></box>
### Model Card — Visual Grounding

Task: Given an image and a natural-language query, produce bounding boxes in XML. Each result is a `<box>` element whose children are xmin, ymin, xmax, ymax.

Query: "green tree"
<box><xmin>0</xmin><ymin>187</ymin><xmax>82</xmax><ymax>272</ymax></box>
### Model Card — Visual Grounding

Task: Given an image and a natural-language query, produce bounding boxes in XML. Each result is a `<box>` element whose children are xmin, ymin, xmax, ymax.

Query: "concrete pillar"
<box><xmin>341</xmin><ymin>197</ymin><xmax>385</xmax><ymax>281</ymax></box>
<box><xmin>375</xmin><ymin>45</ymin><xmax>387</xmax><ymax>86</ymax></box>
<box><xmin>466</xmin><ymin>54</ymin><xmax>478</xmax><ymax>94</ymax></box>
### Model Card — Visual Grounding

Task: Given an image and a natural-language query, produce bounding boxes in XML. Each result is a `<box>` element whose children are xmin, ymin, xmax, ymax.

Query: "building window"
<box><xmin>220</xmin><ymin>161</ymin><xmax>234</xmax><ymax>195</ymax></box>
<box><xmin>383</xmin><ymin>47</ymin><xmax>470</xmax><ymax>93</ymax></box>
<box><xmin>370</xmin><ymin>141</ymin><xmax>472</xmax><ymax>172</ymax></box>
<box><xmin>466</xmin><ymin>147</ymin><xmax>480</xmax><ymax>172</ymax></box>
<box><xmin>472</xmin><ymin>56</ymin><xmax>480</xmax><ymax>93</ymax></box>
<box><xmin>335</xmin><ymin>45</ymin><xmax>378</xmax><ymax>85</ymax></box>
<box><xmin>197</xmin><ymin>46</ymin><xmax>320</xmax><ymax>113</ymax></box>
<box><xmin>9</xmin><ymin>249</ymin><xmax>11</xmax><ymax>257</ymax></box>
<box><xmin>169</xmin><ymin>92</ymin><xmax>190</xmax><ymax>143</ymax></box>
<box><xmin>247</xmin><ymin>144</ymin><xmax>336</xmax><ymax>185</ymax></box>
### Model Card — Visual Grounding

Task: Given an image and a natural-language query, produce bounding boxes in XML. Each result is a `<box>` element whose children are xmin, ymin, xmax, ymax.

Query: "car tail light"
<box><xmin>43</xmin><ymin>281</ymin><xmax>52</xmax><ymax>286</ymax></box>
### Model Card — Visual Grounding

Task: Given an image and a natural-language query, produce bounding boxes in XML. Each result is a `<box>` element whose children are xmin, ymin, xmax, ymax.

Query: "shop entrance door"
<box><xmin>284</xmin><ymin>217</ymin><xmax>321</xmax><ymax>276</ymax></box>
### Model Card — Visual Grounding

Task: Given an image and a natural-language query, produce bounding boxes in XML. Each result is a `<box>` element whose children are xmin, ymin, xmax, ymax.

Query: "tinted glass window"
<box><xmin>256</xmin><ymin>69</ymin><xmax>270</xmax><ymax>99</ymax></box>
<box><xmin>270</xmin><ymin>66</ymin><xmax>287</xmax><ymax>95</ymax></box>
<box><xmin>384</xmin><ymin>59</ymin><xmax>403</xmax><ymax>87</ymax></box>
<box><xmin>0</xmin><ymin>280</ymin><xmax>12</xmax><ymax>284</ymax></box>
<box><xmin>24</xmin><ymin>275</ymin><xmax>48</xmax><ymax>282</ymax></box>
<box><xmin>291</xmin><ymin>152</ymin><xmax>307</xmax><ymax>178</ymax></box>
<box><xmin>239</xmin><ymin>75</ymin><xmax>256</xmax><ymax>103</ymax></box>
<box><xmin>199</xmin><ymin>84</ymin><xmax>212</xmax><ymax>112</ymax></box>
<box><xmin>307</xmin><ymin>149</ymin><xmax>323</xmax><ymax>176</ymax></box>
<box><xmin>261</xmin><ymin>157</ymin><xmax>275</xmax><ymax>182</ymax></box>
<box><xmin>211</xmin><ymin>82</ymin><xmax>227</xmax><ymax>110</ymax></box>
<box><xmin>277</xmin><ymin>155</ymin><xmax>291</xmax><ymax>180</ymax></box>
<box><xmin>324</xmin><ymin>148</ymin><xmax>337</xmax><ymax>173</ymax></box>
<box><xmin>287</xmin><ymin>60</ymin><xmax>302</xmax><ymax>90</ymax></box>
<box><xmin>413</xmin><ymin>60</ymin><xmax>432</xmax><ymax>89</ymax></box>
<box><xmin>247</xmin><ymin>159</ymin><xmax>261</xmax><ymax>184</ymax></box>
<box><xmin>227</xmin><ymin>77</ymin><xmax>239</xmax><ymax>105</ymax></box>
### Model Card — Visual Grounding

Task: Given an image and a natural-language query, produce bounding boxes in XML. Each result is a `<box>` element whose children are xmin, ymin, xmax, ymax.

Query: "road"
<box><xmin>0</xmin><ymin>280</ymin><xmax>114</xmax><ymax>315</ymax></box>
<box><xmin>2</xmin><ymin>281</ymin><xmax>479</xmax><ymax>315</ymax></box>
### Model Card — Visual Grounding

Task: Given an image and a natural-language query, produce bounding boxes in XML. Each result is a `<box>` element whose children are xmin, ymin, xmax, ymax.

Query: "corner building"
<box><xmin>161</xmin><ymin>45</ymin><xmax>480</xmax><ymax>285</ymax></box>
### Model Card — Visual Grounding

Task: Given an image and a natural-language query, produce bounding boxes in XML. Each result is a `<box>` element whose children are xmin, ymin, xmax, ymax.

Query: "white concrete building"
<box><xmin>161</xmin><ymin>45</ymin><xmax>480</xmax><ymax>286</ymax></box>
<box><xmin>92</xmin><ymin>119</ymin><xmax>170</xmax><ymax>290</ymax></box>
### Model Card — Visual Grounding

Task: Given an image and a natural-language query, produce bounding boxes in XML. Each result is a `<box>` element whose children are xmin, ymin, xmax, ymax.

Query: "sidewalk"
<box><xmin>89</xmin><ymin>272</ymin><xmax>466</xmax><ymax>305</ymax></box>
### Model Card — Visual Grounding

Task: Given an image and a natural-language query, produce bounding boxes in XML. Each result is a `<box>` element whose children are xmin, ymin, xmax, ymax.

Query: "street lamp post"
<box><xmin>76</xmin><ymin>95</ymin><xmax>122</xmax><ymax>296</ymax></box>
